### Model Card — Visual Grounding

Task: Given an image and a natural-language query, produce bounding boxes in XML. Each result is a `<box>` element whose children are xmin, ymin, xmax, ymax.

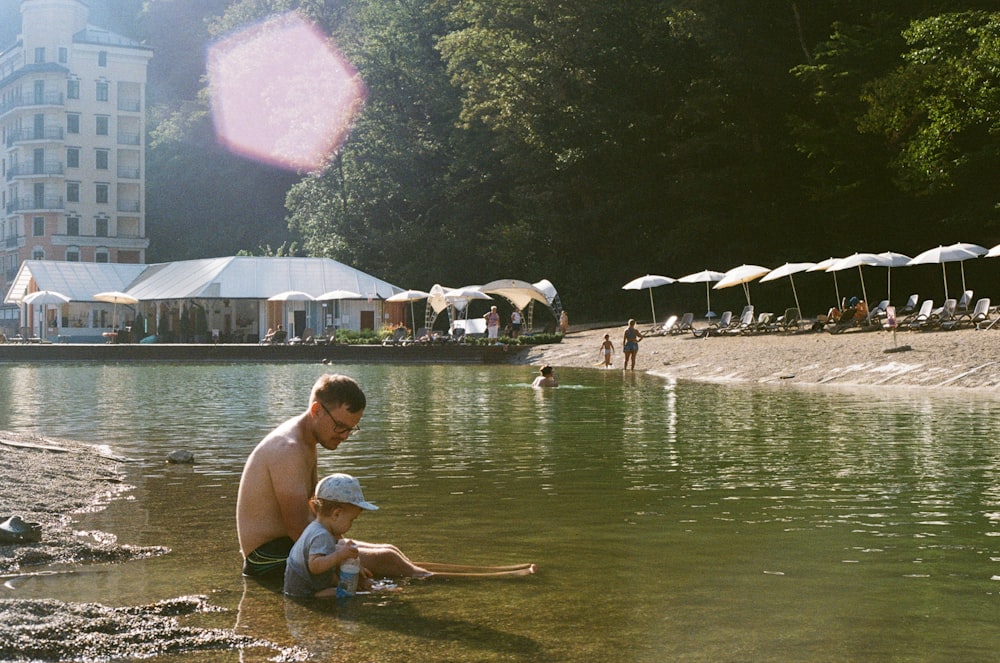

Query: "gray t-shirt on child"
<box><xmin>284</xmin><ymin>520</ymin><xmax>338</xmax><ymax>597</ymax></box>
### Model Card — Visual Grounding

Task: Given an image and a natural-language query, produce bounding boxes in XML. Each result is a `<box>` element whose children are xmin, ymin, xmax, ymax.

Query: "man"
<box><xmin>237</xmin><ymin>373</ymin><xmax>429</xmax><ymax>579</ymax></box>
<box><xmin>531</xmin><ymin>365</ymin><xmax>559</xmax><ymax>388</ymax></box>
<box><xmin>485</xmin><ymin>305</ymin><xmax>500</xmax><ymax>339</ymax></box>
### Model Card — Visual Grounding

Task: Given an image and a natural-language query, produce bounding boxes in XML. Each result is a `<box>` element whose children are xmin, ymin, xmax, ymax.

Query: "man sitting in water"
<box><xmin>237</xmin><ymin>374</ymin><xmax>431</xmax><ymax>579</ymax></box>
<box><xmin>532</xmin><ymin>365</ymin><xmax>559</xmax><ymax>388</ymax></box>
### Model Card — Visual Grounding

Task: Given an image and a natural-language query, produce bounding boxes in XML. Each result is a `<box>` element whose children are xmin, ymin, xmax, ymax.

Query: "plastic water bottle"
<box><xmin>336</xmin><ymin>545</ymin><xmax>361</xmax><ymax>598</ymax></box>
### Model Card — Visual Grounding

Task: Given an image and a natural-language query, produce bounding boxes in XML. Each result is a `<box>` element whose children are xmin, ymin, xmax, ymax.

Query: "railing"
<box><xmin>5</xmin><ymin>126</ymin><xmax>64</xmax><ymax>147</ymax></box>
<box><xmin>117</xmin><ymin>132</ymin><xmax>141</xmax><ymax>146</ymax></box>
<box><xmin>117</xmin><ymin>200</ymin><xmax>141</xmax><ymax>213</ymax></box>
<box><xmin>5</xmin><ymin>235</ymin><xmax>21</xmax><ymax>248</ymax></box>
<box><xmin>6</xmin><ymin>196</ymin><xmax>64</xmax><ymax>213</ymax></box>
<box><xmin>118</xmin><ymin>99</ymin><xmax>141</xmax><ymax>112</ymax></box>
<box><xmin>0</xmin><ymin>92</ymin><xmax>65</xmax><ymax>116</ymax></box>
<box><xmin>7</xmin><ymin>161</ymin><xmax>64</xmax><ymax>178</ymax></box>
<box><xmin>117</xmin><ymin>167</ymin><xmax>140</xmax><ymax>179</ymax></box>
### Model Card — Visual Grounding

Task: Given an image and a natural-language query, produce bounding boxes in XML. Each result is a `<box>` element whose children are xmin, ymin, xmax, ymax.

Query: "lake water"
<box><xmin>2</xmin><ymin>362</ymin><xmax>1000</xmax><ymax>661</ymax></box>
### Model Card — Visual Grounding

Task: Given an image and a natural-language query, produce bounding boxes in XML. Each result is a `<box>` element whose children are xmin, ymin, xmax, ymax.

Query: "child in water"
<box><xmin>599</xmin><ymin>334</ymin><xmax>615</xmax><ymax>368</ymax></box>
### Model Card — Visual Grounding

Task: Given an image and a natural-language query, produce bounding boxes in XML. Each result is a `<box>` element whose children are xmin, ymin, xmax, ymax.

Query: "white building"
<box><xmin>0</xmin><ymin>0</ymin><xmax>151</xmax><ymax>331</ymax></box>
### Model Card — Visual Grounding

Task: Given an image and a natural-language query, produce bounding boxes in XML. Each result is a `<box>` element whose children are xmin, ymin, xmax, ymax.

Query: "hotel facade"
<box><xmin>0</xmin><ymin>0</ymin><xmax>151</xmax><ymax>330</ymax></box>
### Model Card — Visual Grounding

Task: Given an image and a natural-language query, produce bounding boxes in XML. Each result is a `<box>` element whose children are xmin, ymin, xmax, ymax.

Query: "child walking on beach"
<box><xmin>284</xmin><ymin>473</ymin><xmax>379</xmax><ymax>598</ymax></box>
<box><xmin>599</xmin><ymin>334</ymin><xmax>615</xmax><ymax>368</ymax></box>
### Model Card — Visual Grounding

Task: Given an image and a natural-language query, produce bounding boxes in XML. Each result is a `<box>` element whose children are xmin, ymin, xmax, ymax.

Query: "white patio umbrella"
<box><xmin>713</xmin><ymin>265</ymin><xmax>770</xmax><ymax>308</ymax></box>
<box><xmin>445</xmin><ymin>286</ymin><xmax>492</xmax><ymax>325</ymax></box>
<box><xmin>873</xmin><ymin>252</ymin><xmax>912</xmax><ymax>304</ymax></box>
<box><xmin>827</xmin><ymin>252</ymin><xmax>882</xmax><ymax>306</ymax></box>
<box><xmin>807</xmin><ymin>258</ymin><xmax>843</xmax><ymax>307</ymax></box>
<box><xmin>948</xmin><ymin>242</ymin><xmax>988</xmax><ymax>294</ymax></box>
<box><xmin>386</xmin><ymin>289</ymin><xmax>430</xmax><ymax>330</ymax></box>
<box><xmin>677</xmin><ymin>269</ymin><xmax>725</xmax><ymax>318</ymax></box>
<box><xmin>24</xmin><ymin>291</ymin><xmax>71</xmax><ymax>339</ymax></box>
<box><xmin>759</xmin><ymin>262</ymin><xmax>816</xmax><ymax>316</ymax></box>
<box><xmin>987</xmin><ymin>243</ymin><xmax>1000</xmax><ymax>258</ymax></box>
<box><xmin>906</xmin><ymin>244</ymin><xmax>984</xmax><ymax>300</ymax></box>
<box><xmin>93</xmin><ymin>291</ymin><xmax>139</xmax><ymax>329</ymax></box>
<box><xmin>622</xmin><ymin>274</ymin><xmax>675</xmax><ymax>325</ymax></box>
<box><xmin>316</xmin><ymin>289</ymin><xmax>363</xmax><ymax>301</ymax></box>
<box><xmin>267</xmin><ymin>290</ymin><xmax>315</xmax><ymax>301</ymax></box>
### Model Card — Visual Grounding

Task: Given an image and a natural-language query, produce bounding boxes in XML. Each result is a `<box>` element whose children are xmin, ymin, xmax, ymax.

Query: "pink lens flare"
<box><xmin>207</xmin><ymin>12</ymin><xmax>366</xmax><ymax>171</ymax></box>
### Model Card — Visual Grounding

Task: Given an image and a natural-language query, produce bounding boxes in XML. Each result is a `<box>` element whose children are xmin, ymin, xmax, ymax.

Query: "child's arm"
<box><xmin>307</xmin><ymin>538</ymin><xmax>357</xmax><ymax>576</ymax></box>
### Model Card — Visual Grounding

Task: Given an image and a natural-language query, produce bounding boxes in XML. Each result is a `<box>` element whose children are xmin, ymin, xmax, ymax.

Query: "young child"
<box><xmin>284</xmin><ymin>473</ymin><xmax>379</xmax><ymax>598</ymax></box>
<box><xmin>599</xmin><ymin>334</ymin><xmax>615</xmax><ymax>367</ymax></box>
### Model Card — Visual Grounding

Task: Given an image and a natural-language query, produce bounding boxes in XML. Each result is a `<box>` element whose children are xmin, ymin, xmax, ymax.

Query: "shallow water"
<box><xmin>2</xmin><ymin>363</ymin><xmax>1000</xmax><ymax>661</ymax></box>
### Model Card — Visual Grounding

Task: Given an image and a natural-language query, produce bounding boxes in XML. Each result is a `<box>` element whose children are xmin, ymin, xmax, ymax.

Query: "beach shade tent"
<box><xmin>22</xmin><ymin>290</ymin><xmax>71</xmax><ymax>339</ymax></box>
<box><xmin>93</xmin><ymin>291</ymin><xmax>140</xmax><ymax>330</ymax></box>
<box><xmin>807</xmin><ymin>258</ymin><xmax>843</xmax><ymax>307</ymax></box>
<box><xmin>622</xmin><ymin>274</ymin><xmax>675</xmax><ymax>326</ymax></box>
<box><xmin>677</xmin><ymin>270</ymin><xmax>726</xmax><ymax>319</ymax></box>
<box><xmin>480</xmin><ymin>279</ymin><xmax>560</xmax><ymax>331</ymax></box>
<box><xmin>385</xmin><ymin>289</ymin><xmax>430</xmax><ymax>330</ymax></box>
<box><xmin>826</xmin><ymin>253</ymin><xmax>883</xmax><ymax>306</ymax></box>
<box><xmin>759</xmin><ymin>262</ymin><xmax>816</xmax><ymax>317</ymax></box>
<box><xmin>445</xmin><ymin>286</ymin><xmax>493</xmax><ymax>326</ymax></box>
<box><xmin>713</xmin><ymin>265</ymin><xmax>770</xmax><ymax>308</ymax></box>
<box><xmin>906</xmin><ymin>243</ymin><xmax>986</xmax><ymax>300</ymax></box>
<box><xmin>873</xmin><ymin>252</ymin><xmax>912</xmax><ymax>304</ymax></box>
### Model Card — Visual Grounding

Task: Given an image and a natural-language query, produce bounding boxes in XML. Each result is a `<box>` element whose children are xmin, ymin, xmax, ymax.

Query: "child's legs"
<box><xmin>357</xmin><ymin>541</ymin><xmax>431</xmax><ymax>578</ymax></box>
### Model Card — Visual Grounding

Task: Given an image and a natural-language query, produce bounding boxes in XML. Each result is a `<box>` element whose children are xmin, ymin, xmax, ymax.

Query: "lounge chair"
<box><xmin>956</xmin><ymin>290</ymin><xmax>974</xmax><ymax>315</ymax></box>
<box><xmin>649</xmin><ymin>315</ymin><xmax>678</xmax><ymax>336</ymax></box>
<box><xmin>261</xmin><ymin>329</ymin><xmax>287</xmax><ymax>344</ymax></box>
<box><xmin>673</xmin><ymin>312</ymin><xmax>695</xmax><ymax>334</ymax></box>
<box><xmin>724</xmin><ymin>307</ymin><xmax>755</xmax><ymax>335</ymax></box>
<box><xmin>947</xmin><ymin>297</ymin><xmax>990</xmax><ymax>330</ymax></box>
<box><xmin>692</xmin><ymin>311</ymin><xmax>732</xmax><ymax>338</ymax></box>
<box><xmin>922</xmin><ymin>298</ymin><xmax>957</xmax><ymax>331</ymax></box>
<box><xmin>382</xmin><ymin>327</ymin><xmax>408</xmax><ymax>346</ymax></box>
<box><xmin>290</xmin><ymin>327</ymin><xmax>315</xmax><ymax>345</ymax></box>
<box><xmin>450</xmin><ymin>327</ymin><xmax>466</xmax><ymax>343</ymax></box>
<box><xmin>775</xmin><ymin>307</ymin><xmax>801</xmax><ymax>332</ymax></box>
<box><xmin>902</xmin><ymin>300</ymin><xmax>933</xmax><ymax>330</ymax></box>
<box><xmin>899</xmin><ymin>294</ymin><xmax>919</xmax><ymax>315</ymax></box>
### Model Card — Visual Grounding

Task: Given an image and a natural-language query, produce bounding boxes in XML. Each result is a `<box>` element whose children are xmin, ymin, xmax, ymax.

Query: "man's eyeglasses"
<box><xmin>319</xmin><ymin>402</ymin><xmax>361</xmax><ymax>436</ymax></box>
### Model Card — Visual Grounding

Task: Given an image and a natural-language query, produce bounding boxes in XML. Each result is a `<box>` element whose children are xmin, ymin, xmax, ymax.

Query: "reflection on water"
<box><xmin>2</xmin><ymin>363</ymin><xmax>1000</xmax><ymax>661</ymax></box>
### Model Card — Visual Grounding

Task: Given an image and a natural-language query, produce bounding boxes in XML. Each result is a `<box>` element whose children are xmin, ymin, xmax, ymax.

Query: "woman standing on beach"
<box><xmin>622</xmin><ymin>319</ymin><xmax>643</xmax><ymax>370</ymax></box>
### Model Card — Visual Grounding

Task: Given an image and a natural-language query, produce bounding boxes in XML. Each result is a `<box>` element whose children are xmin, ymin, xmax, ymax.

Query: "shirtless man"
<box><xmin>237</xmin><ymin>373</ymin><xmax>430</xmax><ymax>579</ymax></box>
<box><xmin>531</xmin><ymin>365</ymin><xmax>559</xmax><ymax>388</ymax></box>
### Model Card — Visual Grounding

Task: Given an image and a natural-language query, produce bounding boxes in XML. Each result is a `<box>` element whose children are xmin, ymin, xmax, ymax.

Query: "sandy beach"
<box><xmin>525</xmin><ymin>322</ymin><xmax>1000</xmax><ymax>391</ymax></box>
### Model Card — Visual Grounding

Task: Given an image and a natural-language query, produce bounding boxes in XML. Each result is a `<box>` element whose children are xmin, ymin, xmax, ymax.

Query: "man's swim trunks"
<box><xmin>242</xmin><ymin>536</ymin><xmax>294</xmax><ymax>577</ymax></box>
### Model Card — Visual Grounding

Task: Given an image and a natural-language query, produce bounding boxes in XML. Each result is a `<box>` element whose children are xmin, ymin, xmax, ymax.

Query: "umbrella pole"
<box><xmin>790</xmin><ymin>275</ymin><xmax>801</xmax><ymax>317</ymax></box>
<box><xmin>648</xmin><ymin>288</ymin><xmax>656</xmax><ymax>325</ymax></box>
<box><xmin>704</xmin><ymin>282</ymin><xmax>711</xmax><ymax>316</ymax></box>
<box><xmin>834</xmin><ymin>273</ymin><xmax>841</xmax><ymax>307</ymax></box>
<box><xmin>887</xmin><ymin>268</ymin><xmax>892</xmax><ymax>305</ymax></box>
<box><xmin>857</xmin><ymin>265</ymin><xmax>869</xmax><ymax>305</ymax></box>
<box><xmin>743</xmin><ymin>282</ymin><xmax>751</xmax><ymax>309</ymax></box>
<box><xmin>961</xmin><ymin>262</ymin><xmax>968</xmax><ymax>294</ymax></box>
<box><xmin>941</xmin><ymin>264</ymin><xmax>949</xmax><ymax>301</ymax></box>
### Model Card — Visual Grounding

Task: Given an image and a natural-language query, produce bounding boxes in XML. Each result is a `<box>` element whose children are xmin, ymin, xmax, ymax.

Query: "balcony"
<box><xmin>5</xmin><ymin>235</ymin><xmax>21</xmax><ymax>248</ymax></box>
<box><xmin>7</xmin><ymin>161</ymin><xmax>65</xmax><ymax>180</ymax></box>
<box><xmin>6</xmin><ymin>126</ymin><xmax>64</xmax><ymax>147</ymax></box>
<box><xmin>117</xmin><ymin>200</ymin><xmax>141</xmax><ymax>213</ymax></box>
<box><xmin>117</xmin><ymin>167</ymin><xmax>141</xmax><ymax>179</ymax></box>
<box><xmin>7</xmin><ymin>196</ymin><xmax>64</xmax><ymax>213</ymax></box>
<box><xmin>117</xmin><ymin>132</ymin><xmax>141</xmax><ymax>146</ymax></box>
<box><xmin>118</xmin><ymin>99</ymin><xmax>141</xmax><ymax>112</ymax></box>
<box><xmin>0</xmin><ymin>92</ymin><xmax>65</xmax><ymax>117</ymax></box>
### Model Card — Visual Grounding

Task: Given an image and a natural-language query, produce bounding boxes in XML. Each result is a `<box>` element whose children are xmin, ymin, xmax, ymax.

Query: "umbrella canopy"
<box><xmin>677</xmin><ymin>270</ymin><xmax>725</xmax><ymax>317</ymax></box>
<box><xmin>316</xmin><ymin>289</ymin><xmax>363</xmax><ymax>301</ymax></box>
<box><xmin>385</xmin><ymin>289</ymin><xmax>430</xmax><ymax>330</ymax></box>
<box><xmin>987</xmin><ymin>243</ymin><xmax>1000</xmax><ymax>258</ymax></box>
<box><xmin>445</xmin><ymin>286</ymin><xmax>492</xmax><ymax>315</ymax></box>
<box><xmin>622</xmin><ymin>274</ymin><xmax>675</xmax><ymax>325</ymax></box>
<box><xmin>873</xmin><ymin>252</ymin><xmax>912</xmax><ymax>304</ymax></box>
<box><xmin>807</xmin><ymin>258</ymin><xmax>843</xmax><ymax>306</ymax></box>
<box><xmin>714</xmin><ymin>265</ymin><xmax>770</xmax><ymax>308</ymax></box>
<box><xmin>907</xmin><ymin>244</ymin><xmax>984</xmax><ymax>300</ymax></box>
<box><xmin>93</xmin><ymin>291</ymin><xmax>139</xmax><ymax>329</ymax></box>
<box><xmin>23</xmin><ymin>290</ymin><xmax>71</xmax><ymax>306</ymax></box>
<box><xmin>267</xmin><ymin>290</ymin><xmax>315</xmax><ymax>301</ymax></box>
<box><xmin>759</xmin><ymin>262</ymin><xmax>816</xmax><ymax>316</ymax></box>
<box><xmin>827</xmin><ymin>253</ymin><xmax>882</xmax><ymax>305</ymax></box>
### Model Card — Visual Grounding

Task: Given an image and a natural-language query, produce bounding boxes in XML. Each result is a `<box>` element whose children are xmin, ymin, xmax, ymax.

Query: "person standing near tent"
<box><xmin>510</xmin><ymin>309</ymin><xmax>523</xmax><ymax>338</ymax></box>
<box><xmin>559</xmin><ymin>310</ymin><xmax>569</xmax><ymax>334</ymax></box>
<box><xmin>485</xmin><ymin>306</ymin><xmax>500</xmax><ymax>340</ymax></box>
<box><xmin>622</xmin><ymin>319</ymin><xmax>643</xmax><ymax>370</ymax></box>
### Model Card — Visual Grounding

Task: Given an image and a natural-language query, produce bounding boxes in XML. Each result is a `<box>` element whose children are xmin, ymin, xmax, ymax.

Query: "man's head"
<box><xmin>310</xmin><ymin>374</ymin><xmax>366</xmax><ymax>450</ymax></box>
<box><xmin>540</xmin><ymin>365</ymin><xmax>554</xmax><ymax>377</ymax></box>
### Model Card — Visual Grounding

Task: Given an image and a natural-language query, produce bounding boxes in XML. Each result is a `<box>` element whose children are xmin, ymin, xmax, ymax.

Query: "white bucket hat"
<box><xmin>315</xmin><ymin>473</ymin><xmax>379</xmax><ymax>510</ymax></box>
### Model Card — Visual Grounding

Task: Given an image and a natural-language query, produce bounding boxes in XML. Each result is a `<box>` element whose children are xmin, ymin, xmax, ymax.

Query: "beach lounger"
<box><xmin>692</xmin><ymin>311</ymin><xmax>732</xmax><ymax>338</ymax></box>
<box><xmin>649</xmin><ymin>315</ymin><xmax>678</xmax><ymax>336</ymax></box>
<box><xmin>899</xmin><ymin>294</ymin><xmax>919</xmax><ymax>315</ymax></box>
<box><xmin>382</xmin><ymin>327</ymin><xmax>408</xmax><ymax>345</ymax></box>
<box><xmin>946</xmin><ymin>297</ymin><xmax>989</xmax><ymax>330</ymax></box>
<box><xmin>902</xmin><ymin>300</ymin><xmax>933</xmax><ymax>330</ymax></box>
<box><xmin>673</xmin><ymin>312</ymin><xmax>695</xmax><ymax>334</ymax></box>
<box><xmin>921</xmin><ymin>298</ymin><xmax>956</xmax><ymax>331</ymax></box>
<box><xmin>725</xmin><ymin>308</ymin><xmax>755</xmax><ymax>335</ymax></box>
<box><xmin>956</xmin><ymin>290</ymin><xmax>974</xmax><ymax>315</ymax></box>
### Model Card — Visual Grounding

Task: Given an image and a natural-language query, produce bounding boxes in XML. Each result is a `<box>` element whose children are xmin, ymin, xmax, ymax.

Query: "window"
<box><xmin>32</xmin><ymin>248</ymin><xmax>45</xmax><ymax>260</ymax></box>
<box><xmin>33</xmin><ymin>217</ymin><xmax>44</xmax><ymax>236</ymax></box>
<box><xmin>67</xmin><ymin>79</ymin><xmax>79</xmax><ymax>99</ymax></box>
<box><xmin>95</xmin><ymin>250</ymin><xmax>109</xmax><ymax>263</ymax></box>
<box><xmin>96</xmin><ymin>217</ymin><xmax>108</xmax><ymax>237</ymax></box>
<box><xmin>67</xmin><ymin>113</ymin><xmax>80</xmax><ymax>134</ymax></box>
<box><xmin>66</xmin><ymin>182</ymin><xmax>79</xmax><ymax>202</ymax></box>
<box><xmin>58</xmin><ymin>47</ymin><xmax>67</xmax><ymax>64</ymax></box>
<box><xmin>67</xmin><ymin>216</ymin><xmax>79</xmax><ymax>236</ymax></box>
<box><xmin>95</xmin><ymin>116</ymin><xmax>109</xmax><ymax>135</ymax></box>
<box><xmin>66</xmin><ymin>248</ymin><xmax>80</xmax><ymax>262</ymax></box>
<box><xmin>66</xmin><ymin>147</ymin><xmax>79</xmax><ymax>168</ymax></box>
<box><xmin>95</xmin><ymin>183</ymin><xmax>109</xmax><ymax>204</ymax></box>
<box><xmin>98</xmin><ymin>51</ymin><xmax>107</xmax><ymax>67</ymax></box>
<box><xmin>95</xmin><ymin>149</ymin><xmax>108</xmax><ymax>170</ymax></box>
<box><xmin>96</xmin><ymin>81</ymin><xmax>108</xmax><ymax>102</ymax></box>
<box><xmin>34</xmin><ymin>47</ymin><xmax>44</xmax><ymax>64</ymax></box>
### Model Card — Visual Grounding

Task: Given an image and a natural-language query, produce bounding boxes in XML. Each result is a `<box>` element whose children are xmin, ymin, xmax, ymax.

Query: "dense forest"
<box><xmin>4</xmin><ymin>1</ymin><xmax>1000</xmax><ymax>321</ymax></box>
